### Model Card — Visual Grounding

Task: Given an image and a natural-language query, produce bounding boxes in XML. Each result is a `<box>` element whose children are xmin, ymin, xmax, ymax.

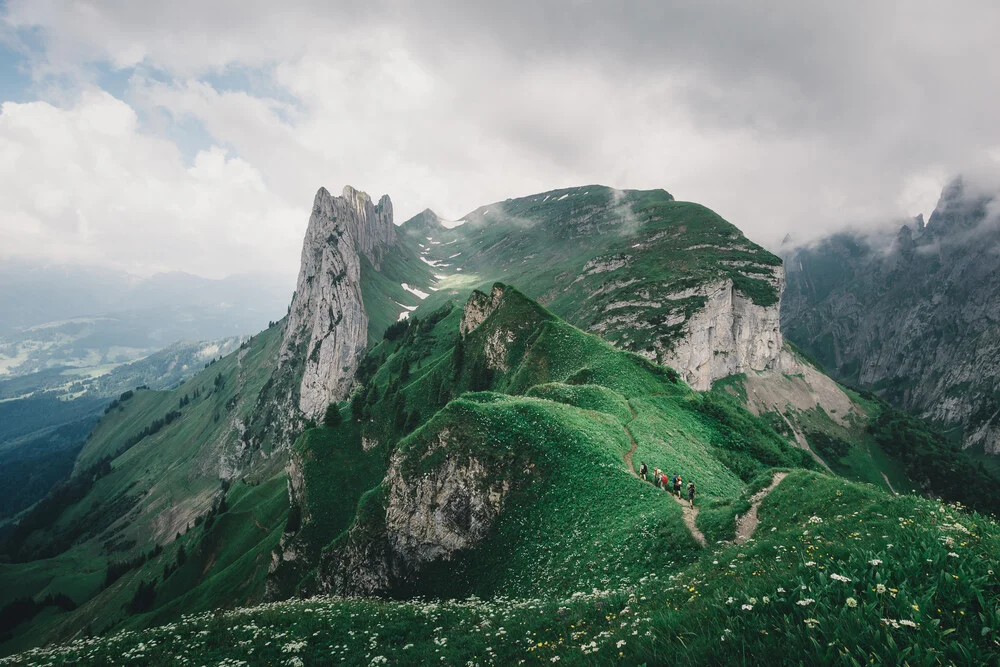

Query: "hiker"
<box><xmin>653</xmin><ymin>468</ymin><xmax>662</xmax><ymax>488</ymax></box>
<box><xmin>639</xmin><ymin>461</ymin><xmax>648</xmax><ymax>481</ymax></box>
<box><xmin>673</xmin><ymin>475</ymin><xmax>682</xmax><ymax>497</ymax></box>
<box><xmin>660</xmin><ymin>471</ymin><xmax>669</xmax><ymax>490</ymax></box>
<box><xmin>687</xmin><ymin>481</ymin><xmax>696</xmax><ymax>507</ymax></box>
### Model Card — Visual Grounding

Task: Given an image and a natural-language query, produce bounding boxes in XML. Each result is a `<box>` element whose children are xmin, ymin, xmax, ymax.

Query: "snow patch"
<box><xmin>401</xmin><ymin>283</ymin><xmax>430</xmax><ymax>299</ymax></box>
<box><xmin>556</xmin><ymin>193</ymin><xmax>570</xmax><ymax>201</ymax></box>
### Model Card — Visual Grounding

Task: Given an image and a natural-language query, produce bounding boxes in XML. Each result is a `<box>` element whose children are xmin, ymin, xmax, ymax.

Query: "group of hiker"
<box><xmin>637</xmin><ymin>461</ymin><xmax>696</xmax><ymax>506</ymax></box>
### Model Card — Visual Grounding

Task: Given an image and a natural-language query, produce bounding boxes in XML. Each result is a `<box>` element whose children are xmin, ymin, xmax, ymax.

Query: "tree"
<box><xmin>323</xmin><ymin>403</ymin><xmax>343</xmax><ymax>428</ymax></box>
<box><xmin>351</xmin><ymin>392</ymin><xmax>366</xmax><ymax>421</ymax></box>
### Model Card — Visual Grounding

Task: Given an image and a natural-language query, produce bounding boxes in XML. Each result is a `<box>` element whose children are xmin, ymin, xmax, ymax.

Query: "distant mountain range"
<box><xmin>782</xmin><ymin>177</ymin><xmax>1000</xmax><ymax>455</ymax></box>
<box><xmin>0</xmin><ymin>262</ymin><xmax>292</xmax><ymax>376</ymax></box>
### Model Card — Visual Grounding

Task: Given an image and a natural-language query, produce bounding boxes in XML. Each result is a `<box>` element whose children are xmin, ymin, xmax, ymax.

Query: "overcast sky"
<box><xmin>2</xmin><ymin>1</ymin><xmax>999</xmax><ymax>280</ymax></box>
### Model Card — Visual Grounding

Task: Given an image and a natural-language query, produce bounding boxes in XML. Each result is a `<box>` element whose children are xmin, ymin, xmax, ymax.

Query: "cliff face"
<box><xmin>279</xmin><ymin>186</ymin><xmax>396</xmax><ymax>419</ymax></box>
<box><xmin>657</xmin><ymin>271</ymin><xmax>784</xmax><ymax>390</ymax></box>
<box><xmin>782</xmin><ymin>178</ymin><xmax>1000</xmax><ymax>453</ymax></box>
<box><xmin>316</xmin><ymin>424</ymin><xmax>516</xmax><ymax>597</ymax></box>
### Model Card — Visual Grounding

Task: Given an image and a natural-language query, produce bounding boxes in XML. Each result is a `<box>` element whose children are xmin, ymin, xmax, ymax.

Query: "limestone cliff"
<box><xmin>657</xmin><ymin>272</ymin><xmax>784</xmax><ymax>391</ymax></box>
<box><xmin>279</xmin><ymin>186</ymin><xmax>396</xmax><ymax>419</ymax></box>
<box><xmin>316</xmin><ymin>425</ymin><xmax>515</xmax><ymax>596</ymax></box>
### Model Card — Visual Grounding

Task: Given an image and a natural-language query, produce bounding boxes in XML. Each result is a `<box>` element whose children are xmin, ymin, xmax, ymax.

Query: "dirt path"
<box><xmin>671</xmin><ymin>492</ymin><xmax>707</xmax><ymax>547</ymax></box>
<box><xmin>623</xmin><ymin>425</ymin><xmax>639</xmax><ymax>478</ymax></box>
<box><xmin>735</xmin><ymin>472</ymin><xmax>788</xmax><ymax>544</ymax></box>
<box><xmin>621</xmin><ymin>400</ymin><xmax>705</xmax><ymax>547</ymax></box>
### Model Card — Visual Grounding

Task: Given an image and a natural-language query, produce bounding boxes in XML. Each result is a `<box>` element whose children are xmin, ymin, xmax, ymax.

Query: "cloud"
<box><xmin>3</xmin><ymin>1</ymin><xmax>1000</xmax><ymax>276</ymax></box>
<box><xmin>0</xmin><ymin>89</ymin><xmax>303</xmax><ymax>278</ymax></box>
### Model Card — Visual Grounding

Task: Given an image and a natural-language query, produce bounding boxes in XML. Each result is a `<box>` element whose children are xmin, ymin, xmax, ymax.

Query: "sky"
<box><xmin>2</xmin><ymin>0</ymin><xmax>999</xmax><ymax>281</ymax></box>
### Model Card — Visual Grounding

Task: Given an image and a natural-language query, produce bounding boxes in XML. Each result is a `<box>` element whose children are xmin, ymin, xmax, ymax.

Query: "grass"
<box><xmin>8</xmin><ymin>470</ymin><xmax>999</xmax><ymax>666</ymax></box>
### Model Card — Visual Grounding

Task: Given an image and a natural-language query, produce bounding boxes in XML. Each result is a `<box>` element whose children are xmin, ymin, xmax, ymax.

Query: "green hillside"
<box><xmin>269</xmin><ymin>284</ymin><xmax>816</xmax><ymax>604</ymax></box>
<box><xmin>4</xmin><ymin>184</ymin><xmax>1000</xmax><ymax>665</ymax></box>
<box><xmin>398</xmin><ymin>186</ymin><xmax>782</xmax><ymax>359</ymax></box>
<box><xmin>7</xmin><ymin>470</ymin><xmax>998</xmax><ymax>666</ymax></box>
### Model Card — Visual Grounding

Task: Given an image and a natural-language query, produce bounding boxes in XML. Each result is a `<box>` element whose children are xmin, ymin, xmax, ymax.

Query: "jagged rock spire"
<box><xmin>279</xmin><ymin>186</ymin><xmax>397</xmax><ymax>418</ymax></box>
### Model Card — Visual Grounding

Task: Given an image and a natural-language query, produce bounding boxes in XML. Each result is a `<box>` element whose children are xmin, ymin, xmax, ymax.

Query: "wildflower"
<box><xmin>550</xmin><ymin>658</ymin><xmax>561</xmax><ymax>663</ymax></box>
<box><xmin>748</xmin><ymin>597</ymin><xmax>757</xmax><ymax>605</ymax></box>
<box><xmin>899</xmin><ymin>620</ymin><xmax>917</xmax><ymax>628</ymax></box>
<box><xmin>741</xmin><ymin>604</ymin><xmax>754</xmax><ymax>611</ymax></box>
<box><xmin>830</xmin><ymin>574</ymin><xmax>852</xmax><ymax>583</ymax></box>
<box><xmin>805</xmin><ymin>561</ymin><xmax>817</xmax><ymax>567</ymax></box>
<box><xmin>803</xmin><ymin>618</ymin><xmax>820</xmax><ymax>628</ymax></box>
<box><xmin>911</xmin><ymin>604</ymin><xmax>919</xmax><ymax>612</ymax></box>
<box><xmin>845</xmin><ymin>598</ymin><xmax>858</xmax><ymax>608</ymax></box>
<box><xmin>868</xmin><ymin>559</ymin><xmax>882</xmax><ymax>566</ymax></box>
<box><xmin>726</xmin><ymin>597</ymin><xmax>735</xmax><ymax>604</ymax></box>
<box><xmin>808</xmin><ymin>516</ymin><xmax>823</xmax><ymax>524</ymax></box>
<box><xmin>762</xmin><ymin>596</ymin><xmax>770</xmax><ymax>605</ymax></box>
<box><xmin>796</xmin><ymin>599</ymin><xmax>815</xmax><ymax>606</ymax></box>
<box><xmin>875</xmin><ymin>584</ymin><xmax>887</xmax><ymax>594</ymax></box>
<box><xmin>777</xmin><ymin>587</ymin><xmax>786</xmax><ymax>593</ymax></box>
<box><xmin>616</xmin><ymin>640</ymin><xmax>626</xmax><ymax>648</ymax></box>
<box><xmin>948</xmin><ymin>552</ymin><xmax>959</xmax><ymax>558</ymax></box>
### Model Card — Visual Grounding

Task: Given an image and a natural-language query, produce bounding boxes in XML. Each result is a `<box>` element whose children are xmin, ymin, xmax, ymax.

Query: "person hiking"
<box><xmin>687</xmin><ymin>481</ymin><xmax>696</xmax><ymax>507</ymax></box>
<box><xmin>653</xmin><ymin>468</ymin><xmax>662</xmax><ymax>488</ymax></box>
<box><xmin>660</xmin><ymin>471</ymin><xmax>669</xmax><ymax>490</ymax></box>
<box><xmin>673</xmin><ymin>475</ymin><xmax>682</xmax><ymax>497</ymax></box>
<box><xmin>639</xmin><ymin>461</ymin><xmax>648</xmax><ymax>481</ymax></box>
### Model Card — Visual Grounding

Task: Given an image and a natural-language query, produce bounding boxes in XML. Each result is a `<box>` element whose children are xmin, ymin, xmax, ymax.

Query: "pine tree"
<box><xmin>323</xmin><ymin>402</ymin><xmax>343</xmax><ymax>428</ymax></box>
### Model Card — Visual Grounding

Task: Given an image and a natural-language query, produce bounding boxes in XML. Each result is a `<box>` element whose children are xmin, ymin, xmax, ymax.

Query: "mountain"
<box><xmin>400</xmin><ymin>185</ymin><xmax>785</xmax><ymax>391</ymax></box>
<box><xmin>3</xmin><ymin>183</ymin><xmax>998</xmax><ymax>663</ymax></box>
<box><xmin>782</xmin><ymin>177</ymin><xmax>1000</xmax><ymax>455</ymax></box>
<box><xmin>0</xmin><ymin>337</ymin><xmax>249</xmax><ymax>524</ymax></box>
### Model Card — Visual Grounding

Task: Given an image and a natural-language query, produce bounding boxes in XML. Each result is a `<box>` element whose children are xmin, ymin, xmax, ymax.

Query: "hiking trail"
<box><xmin>671</xmin><ymin>492</ymin><xmax>707</xmax><ymax>547</ymax></box>
<box><xmin>623</xmin><ymin>425</ymin><xmax>639</xmax><ymax>478</ymax></box>
<box><xmin>621</xmin><ymin>399</ymin><xmax>706</xmax><ymax>547</ymax></box>
<box><xmin>622</xmin><ymin>400</ymin><xmax>640</xmax><ymax>478</ymax></box>
<box><xmin>735</xmin><ymin>472</ymin><xmax>788</xmax><ymax>544</ymax></box>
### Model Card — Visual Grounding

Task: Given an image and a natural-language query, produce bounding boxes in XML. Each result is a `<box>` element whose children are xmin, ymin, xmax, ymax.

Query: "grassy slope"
<box><xmin>0</xmin><ymin>324</ymin><xmax>292</xmax><ymax>654</ymax></box>
<box><xmin>296</xmin><ymin>285</ymin><xmax>813</xmax><ymax>603</ymax></box>
<box><xmin>11</xmin><ymin>470</ymin><xmax>999</xmax><ymax>666</ymax></box>
<box><xmin>399</xmin><ymin>186</ymin><xmax>782</xmax><ymax>357</ymax></box>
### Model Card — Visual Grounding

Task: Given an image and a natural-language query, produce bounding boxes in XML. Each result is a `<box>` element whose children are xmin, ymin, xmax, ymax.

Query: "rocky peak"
<box><xmin>459</xmin><ymin>284</ymin><xmax>508</xmax><ymax>337</ymax></box>
<box><xmin>926</xmin><ymin>176</ymin><xmax>995</xmax><ymax>237</ymax></box>
<box><xmin>278</xmin><ymin>185</ymin><xmax>397</xmax><ymax>419</ymax></box>
<box><xmin>315</xmin><ymin>186</ymin><xmax>396</xmax><ymax>270</ymax></box>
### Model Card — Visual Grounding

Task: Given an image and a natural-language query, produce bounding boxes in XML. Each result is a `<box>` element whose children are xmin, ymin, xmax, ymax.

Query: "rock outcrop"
<box><xmin>279</xmin><ymin>186</ymin><xmax>396</xmax><ymax>419</ymax></box>
<box><xmin>659</xmin><ymin>273</ymin><xmax>784</xmax><ymax>390</ymax></box>
<box><xmin>316</xmin><ymin>425</ymin><xmax>515</xmax><ymax>596</ymax></box>
<box><xmin>459</xmin><ymin>285</ymin><xmax>506</xmax><ymax>336</ymax></box>
<box><xmin>385</xmin><ymin>433</ymin><xmax>511</xmax><ymax>564</ymax></box>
